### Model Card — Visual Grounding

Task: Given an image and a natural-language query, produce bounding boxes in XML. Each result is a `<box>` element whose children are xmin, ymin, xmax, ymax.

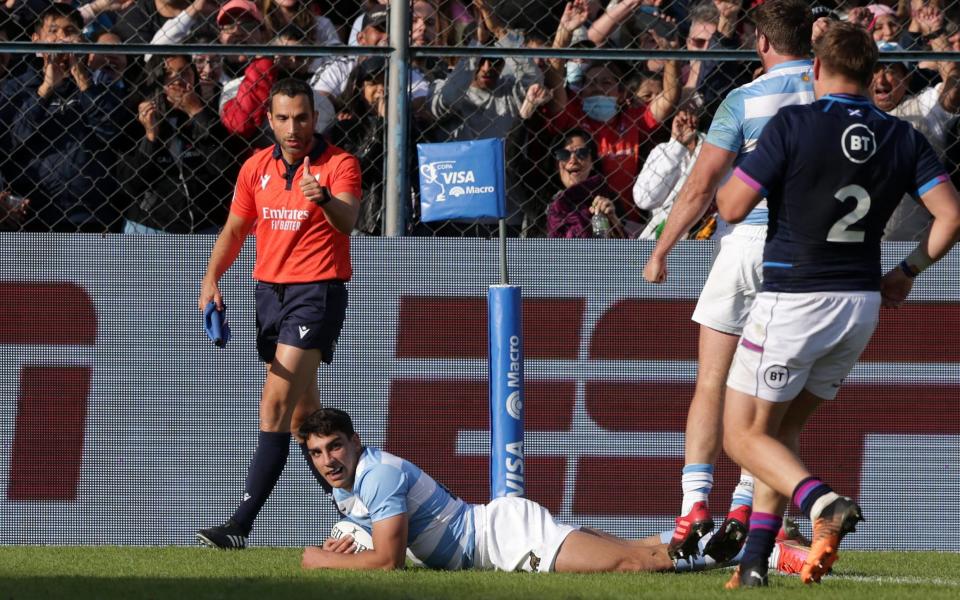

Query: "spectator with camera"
<box><xmin>121</xmin><ymin>54</ymin><xmax>239</xmax><ymax>234</ymax></box>
<box><xmin>0</xmin><ymin>4</ymin><xmax>125</xmax><ymax>232</ymax></box>
<box><xmin>426</xmin><ymin>0</ymin><xmax>545</xmax><ymax>235</ymax></box>
<box><xmin>685</xmin><ymin>1</ymin><xmax>752</xmax><ymax>120</ymax></box>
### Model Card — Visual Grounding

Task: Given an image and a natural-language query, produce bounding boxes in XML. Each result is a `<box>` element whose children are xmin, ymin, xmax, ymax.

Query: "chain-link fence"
<box><xmin>0</xmin><ymin>0</ymin><xmax>959</xmax><ymax>236</ymax></box>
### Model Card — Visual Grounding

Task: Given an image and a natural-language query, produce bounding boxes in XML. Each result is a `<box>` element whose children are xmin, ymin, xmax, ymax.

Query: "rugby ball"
<box><xmin>330</xmin><ymin>520</ymin><xmax>374</xmax><ymax>553</ymax></box>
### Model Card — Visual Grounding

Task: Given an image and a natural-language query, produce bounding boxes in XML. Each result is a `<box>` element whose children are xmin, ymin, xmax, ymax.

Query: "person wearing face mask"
<box><xmin>543</xmin><ymin>58</ymin><xmax>680</xmax><ymax>218</ymax></box>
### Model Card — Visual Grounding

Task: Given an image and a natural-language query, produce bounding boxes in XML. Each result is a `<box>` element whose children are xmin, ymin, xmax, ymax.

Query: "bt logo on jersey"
<box><xmin>841</xmin><ymin>124</ymin><xmax>877</xmax><ymax>164</ymax></box>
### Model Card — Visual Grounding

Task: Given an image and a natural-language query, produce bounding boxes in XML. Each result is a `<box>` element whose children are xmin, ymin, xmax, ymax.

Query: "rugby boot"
<box><xmin>801</xmin><ymin>496</ymin><xmax>863</xmax><ymax>584</ymax></box>
<box><xmin>196</xmin><ymin>518</ymin><xmax>248</xmax><ymax>549</ymax></box>
<box><xmin>668</xmin><ymin>501</ymin><xmax>714</xmax><ymax>559</ymax></box>
<box><xmin>704</xmin><ymin>504</ymin><xmax>751</xmax><ymax>563</ymax></box>
<box><xmin>773</xmin><ymin>539</ymin><xmax>811</xmax><ymax>575</ymax></box>
<box><xmin>725</xmin><ymin>562</ymin><xmax>769</xmax><ymax>589</ymax></box>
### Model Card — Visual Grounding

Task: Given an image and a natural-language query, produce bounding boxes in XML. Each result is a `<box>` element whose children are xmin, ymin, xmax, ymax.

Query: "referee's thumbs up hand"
<box><xmin>300</xmin><ymin>155</ymin><xmax>324</xmax><ymax>205</ymax></box>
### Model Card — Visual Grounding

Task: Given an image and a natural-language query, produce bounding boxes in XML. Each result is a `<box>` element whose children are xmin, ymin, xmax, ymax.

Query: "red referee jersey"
<box><xmin>230</xmin><ymin>138</ymin><xmax>362</xmax><ymax>283</ymax></box>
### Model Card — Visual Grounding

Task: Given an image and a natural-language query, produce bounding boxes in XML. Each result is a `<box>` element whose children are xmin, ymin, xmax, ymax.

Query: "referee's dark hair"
<box><xmin>813</xmin><ymin>22</ymin><xmax>878</xmax><ymax>88</ymax></box>
<box><xmin>269</xmin><ymin>78</ymin><xmax>315</xmax><ymax>113</ymax></box>
<box><xmin>751</xmin><ymin>0</ymin><xmax>813</xmax><ymax>58</ymax></box>
<box><xmin>298</xmin><ymin>408</ymin><xmax>357</xmax><ymax>440</ymax></box>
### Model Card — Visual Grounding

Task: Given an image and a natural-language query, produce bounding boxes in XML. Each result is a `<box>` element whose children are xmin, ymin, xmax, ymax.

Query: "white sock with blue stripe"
<box><xmin>681</xmin><ymin>464</ymin><xmax>714</xmax><ymax>515</ymax></box>
<box><xmin>729</xmin><ymin>474</ymin><xmax>755</xmax><ymax>511</ymax></box>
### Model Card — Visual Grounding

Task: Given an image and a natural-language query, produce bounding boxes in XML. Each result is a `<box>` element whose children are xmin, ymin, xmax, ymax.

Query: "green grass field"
<box><xmin>1</xmin><ymin>547</ymin><xmax>958</xmax><ymax>599</ymax></box>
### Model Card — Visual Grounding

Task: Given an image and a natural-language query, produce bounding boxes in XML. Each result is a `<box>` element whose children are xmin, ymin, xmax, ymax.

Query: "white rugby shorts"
<box><xmin>691</xmin><ymin>224</ymin><xmax>766</xmax><ymax>335</ymax></box>
<box><xmin>727</xmin><ymin>291</ymin><xmax>881</xmax><ymax>402</ymax></box>
<box><xmin>472</xmin><ymin>497</ymin><xmax>577</xmax><ymax>572</ymax></box>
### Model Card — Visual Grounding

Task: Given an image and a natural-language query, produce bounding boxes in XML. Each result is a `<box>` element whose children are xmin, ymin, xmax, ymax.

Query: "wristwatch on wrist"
<box><xmin>314</xmin><ymin>187</ymin><xmax>333</xmax><ymax>207</ymax></box>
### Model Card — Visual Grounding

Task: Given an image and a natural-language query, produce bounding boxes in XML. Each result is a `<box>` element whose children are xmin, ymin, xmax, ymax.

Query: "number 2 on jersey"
<box><xmin>827</xmin><ymin>184</ymin><xmax>871</xmax><ymax>243</ymax></box>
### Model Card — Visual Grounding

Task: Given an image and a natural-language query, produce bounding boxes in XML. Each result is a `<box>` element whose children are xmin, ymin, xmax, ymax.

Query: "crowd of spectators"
<box><xmin>0</xmin><ymin>0</ymin><xmax>958</xmax><ymax>238</ymax></box>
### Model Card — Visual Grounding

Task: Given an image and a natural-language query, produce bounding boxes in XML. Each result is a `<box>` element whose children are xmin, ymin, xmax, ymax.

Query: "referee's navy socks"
<box><xmin>232</xmin><ymin>430</ymin><xmax>291</xmax><ymax>532</ymax></box>
<box><xmin>299</xmin><ymin>441</ymin><xmax>333</xmax><ymax>494</ymax></box>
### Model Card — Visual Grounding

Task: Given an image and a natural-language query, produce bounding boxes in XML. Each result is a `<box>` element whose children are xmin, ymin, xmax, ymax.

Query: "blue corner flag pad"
<box><xmin>203</xmin><ymin>301</ymin><xmax>232</xmax><ymax>348</ymax></box>
<box><xmin>417</xmin><ymin>138</ymin><xmax>506</xmax><ymax>222</ymax></box>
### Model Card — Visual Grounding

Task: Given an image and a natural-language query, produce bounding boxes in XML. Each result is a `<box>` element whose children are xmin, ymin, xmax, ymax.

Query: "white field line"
<box><xmin>831</xmin><ymin>574</ymin><xmax>960</xmax><ymax>587</ymax></box>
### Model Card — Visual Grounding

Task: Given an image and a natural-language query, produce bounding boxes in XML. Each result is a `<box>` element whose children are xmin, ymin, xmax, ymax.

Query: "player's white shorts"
<box><xmin>691</xmin><ymin>224</ymin><xmax>766</xmax><ymax>335</ymax></box>
<box><xmin>472</xmin><ymin>497</ymin><xmax>578</xmax><ymax>573</ymax></box>
<box><xmin>727</xmin><ymin>291</ymin><xmax>881</xmax><ymax>402</ymax></box>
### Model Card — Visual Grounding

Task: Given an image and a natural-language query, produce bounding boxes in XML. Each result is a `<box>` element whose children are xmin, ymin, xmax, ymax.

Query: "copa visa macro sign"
<box><xmin>417</xmin><ymin>139</ymin><xmax>506</xmax><ymax>221</ymax></box>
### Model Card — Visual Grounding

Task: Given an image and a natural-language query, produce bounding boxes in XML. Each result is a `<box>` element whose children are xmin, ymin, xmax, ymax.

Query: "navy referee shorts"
<box><xmin>254</xmin><ymin>280</ymin><xmax>347</xmax><ymax>364</ymax></box>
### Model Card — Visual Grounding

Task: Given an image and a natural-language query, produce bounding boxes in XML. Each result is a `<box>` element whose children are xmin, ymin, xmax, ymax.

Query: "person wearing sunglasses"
<box><xmin>547</xmin><ymin>129</ymin><xmax>625</xmax><ymax>238</ymax></box>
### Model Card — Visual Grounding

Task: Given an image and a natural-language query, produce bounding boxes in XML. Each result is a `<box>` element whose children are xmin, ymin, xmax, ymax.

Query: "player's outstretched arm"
<box><xmin>198</xmin><ymin>212</ymin><xmax>255</xmax><ymax>311</ymax></box>
<box><xmin>302</xmin><ymin>514</ymin><xmax>409</xmax><ymax>571</ymax></box>
<box><xmin>882</xmin><ymin>180</ymin><xmax>960</xmax><ymax>307</ymax></box>
<box><xmin>643</xmin><ymin>143</ymin><xmax>737</xmax><ymax>283</ymax></box>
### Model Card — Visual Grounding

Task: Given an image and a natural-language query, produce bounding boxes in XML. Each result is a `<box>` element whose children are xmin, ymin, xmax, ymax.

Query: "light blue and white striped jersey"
<box><xmin>333</xmin><ymin>447</ymin><xmax>476</xmax><ymax>570</ymax></box>
<box><xmin>705</xmin><ymin>59</ymin><xmax>815</xmax><ymax>226</ymax></box>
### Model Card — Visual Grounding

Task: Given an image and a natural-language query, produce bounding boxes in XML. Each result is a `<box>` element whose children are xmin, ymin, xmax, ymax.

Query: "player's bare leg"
<box><xmin>673</xmin><ymin>326</ymin><xmax>754</xmax><ymax>561</ymax></box>
<box><xmin>580</xmin><ymin>527</ymin><xmax>664</xmax><ymax>547</ymax></box>
<box><xmin>724</xmin><ymin>389</ymin><xmax>862</xmax><ymax>586</ymax></box>
<box><xmin>554</xmin><ymin>531</ymin><xmax>674</xmax><ymax>573</ymax></box>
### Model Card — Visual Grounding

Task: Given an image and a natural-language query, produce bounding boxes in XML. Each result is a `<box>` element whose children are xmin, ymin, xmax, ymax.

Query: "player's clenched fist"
<box><xmin>300</xmin><ymin>155</ymin><xmax>333</xmax><ymax>207</ymax></box>
<box><xmin>643</xmin><ymin>255</ymin><xmax>668</xmax><ymax>284</ymax></box>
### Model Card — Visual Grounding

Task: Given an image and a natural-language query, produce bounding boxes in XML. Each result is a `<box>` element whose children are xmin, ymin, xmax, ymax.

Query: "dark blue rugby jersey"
<box><xmin>733</xmin><ymin>94</ymin><xmax>948</xmax><ymax>292</ymax></box>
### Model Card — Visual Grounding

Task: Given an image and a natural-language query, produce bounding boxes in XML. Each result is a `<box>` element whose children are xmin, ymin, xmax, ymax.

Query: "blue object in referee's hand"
<box><xmin>203</xmin><ymin>301</ymin><xmax>232</xmax><ymax>348</ymax></box>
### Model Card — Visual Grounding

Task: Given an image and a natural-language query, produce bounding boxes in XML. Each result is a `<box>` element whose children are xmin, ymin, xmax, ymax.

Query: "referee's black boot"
<box><xmin>196</xmin><ymin>518</ymin><xmax>249</xmax><ymax>549</ymax></box>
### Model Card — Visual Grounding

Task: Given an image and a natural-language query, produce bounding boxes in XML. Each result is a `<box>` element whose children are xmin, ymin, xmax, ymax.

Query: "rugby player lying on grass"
<box><xmin>298</xmin><ymin>408</ymin><xmax>811</xmax><ymax>574</ymax></box>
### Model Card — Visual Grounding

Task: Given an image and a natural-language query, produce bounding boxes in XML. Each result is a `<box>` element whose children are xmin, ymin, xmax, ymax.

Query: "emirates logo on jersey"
<box><xmin>261</xmin><ymin>207</ymin><xmax>310</xmax><ymax>231</ymax></box>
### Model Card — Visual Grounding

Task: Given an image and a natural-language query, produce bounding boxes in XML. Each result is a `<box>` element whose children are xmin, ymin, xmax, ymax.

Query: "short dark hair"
<box><xmin>557</xmin><ymin>128</ymin><xmax>598</xmax><ymax>159</ymax></box>
<box><xmin>814</xmin><ymin>22</ymin><xmax>878</xmax><ymax>88</ymax></box>
<box><xmin>586</xmin><ymin>60</ymin><xmax>624</xmax><ymax>78</ymax></box>
<box><xmin>275</xmin><ymin>22</ymin><xmax>310</xmax><ymax>43</ymax></box>
<box><xmin>751</xmin><ymin>0</ymin><xmax>813</xmax><ymax>57</ymax></box>
<box><xmin>298</xmin><ymin>408</ymin><xmax>357</xmax><ymax>440</ymax></box>
<box><xmin>269</xmin><ymin>77</ymin><xmax>314</xmax><ymax>112</ymax></box>
<box><xmin>35</xmin><ymin>3</ymin><xmax>84</xmax><ymax>34</ymax></box>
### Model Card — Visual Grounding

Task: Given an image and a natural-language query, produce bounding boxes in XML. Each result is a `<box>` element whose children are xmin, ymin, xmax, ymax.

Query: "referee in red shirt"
<box><xmin>196</xmin><ymin>78</ymin><xmax>362</xmax><ymax>549</ymax></box>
